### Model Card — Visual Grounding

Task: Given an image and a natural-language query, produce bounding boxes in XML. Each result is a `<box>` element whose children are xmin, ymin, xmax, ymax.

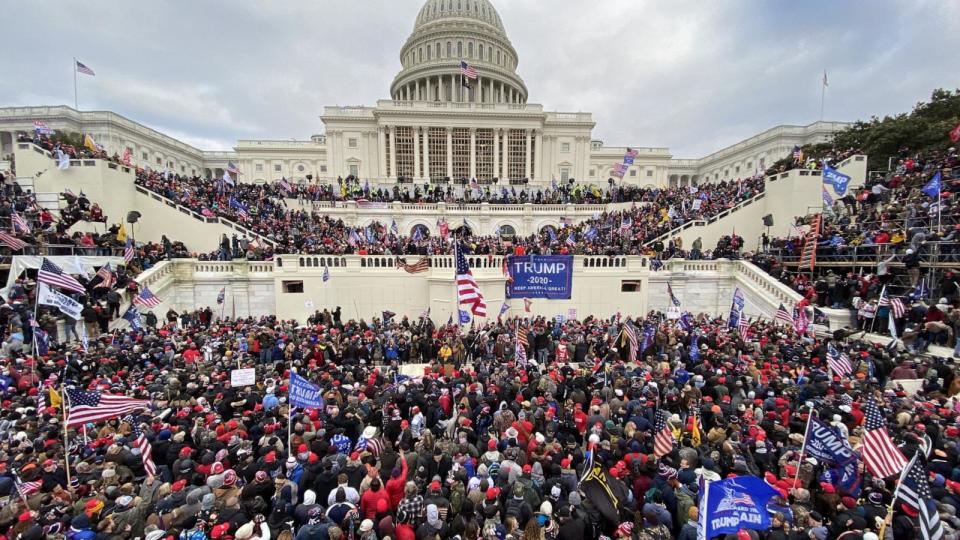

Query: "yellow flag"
<box><xmin>83</xmin><ymin>134</ymin><xmax>99</xmax><ymax>153</ymax></box>
<box><xmin>49</xmin><ymin>388</ymin><xmax>62</xmax><ymax>410</ymax></box>
<box><xmin>117</xmin><ymin>223</ymin><xmax>127</xmax><ymax>242</ymax></box>
<box><xmin>691</xmin><ymin>417</ymin><xmax>702</xmax><ymax>447</ymax></box>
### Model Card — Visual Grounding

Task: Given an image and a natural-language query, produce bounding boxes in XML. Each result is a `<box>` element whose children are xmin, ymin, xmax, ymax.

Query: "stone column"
<box><xmin>492</xmin><ymin>129</ymin><xmax>499</xmax><ymax>179</ymax></box>
<box><xmin>378</xmin><ymin>127</ymin><xmax>387</xmax><ymax>180</ymax></box>
<box><xmin>389</xmin><ymin>126</ymin><xmax>397</xmax><ymax>180</ymax></box>
<box><xmin>501</xmin><ymin>130</ymin><xmax>509</xmax><ymax>179</ymax></box>
<box><xmin>423</xmin><ymin>128</ymin><xmax>431</xmax><ymax>180</ymax></box>
<box><xmin>446</xmin><ymin>127</ymin><xmax>453</xmax><ymax>179</ymax></box>
<box><xmin>489</xmin><ymin>78</ymin><xmax>494</xmax><ymax>104</ymax></box>
<box><xmin>469</xmin><ymin>128</ymin><xmax>476</xmax><ymax>180</ymax></box>
<box><xmin>524</xmin><ymin>129</ymin><xmax>532</xmax><ymax>180</ymax></box>
<box><xmin>534</xmin><ymin>129</ymin><xmax>542</xmax><ymax>181</ymax></box>
<box><xmin>413</xmin><ymin>126</ymin><xmax>421</xmax><ymax>180</ymax></box>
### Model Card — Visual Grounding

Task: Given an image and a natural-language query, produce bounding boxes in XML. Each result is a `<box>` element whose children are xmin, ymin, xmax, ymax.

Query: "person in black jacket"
<box><xmin>556</xmin><ymin>504</ymin><xmax>585</xmax><ymax>540</ymax></box>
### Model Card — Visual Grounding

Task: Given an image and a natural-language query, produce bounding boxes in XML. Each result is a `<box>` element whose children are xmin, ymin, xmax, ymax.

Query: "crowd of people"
<box><xmin>1</xmin><ymin>304</ymin><xmax>960</xmax><ymax>540</ymax></box>
<box><xmin>134</xmin><ymin>169</ymin><xmax>765</xmax><ymax>258</ymax></box>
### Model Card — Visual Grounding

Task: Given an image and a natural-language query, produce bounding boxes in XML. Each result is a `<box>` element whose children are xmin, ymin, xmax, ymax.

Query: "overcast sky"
<box><xmin>2</xmin><ymin>1</ymin><xmax>958</xmax><ymax>157</ymax></box>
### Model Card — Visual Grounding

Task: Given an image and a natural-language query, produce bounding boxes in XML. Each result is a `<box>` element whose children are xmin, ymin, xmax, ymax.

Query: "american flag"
<box><xmin>826</xmin><ymin>344</ymin><xmax>852</xmax><ymax>377</ymax></box>
<box><xmin>775</xmin><ymin>303</ymin><xmax>794</xmax><ymax>326</ymax></box>
<box><xmin>0</xmin><ymin>231</ymin><xmax>28</xmax><ymax>250</ymax></box>
<box><xmin>133</xmin><ymin>286</ymin><xmax>162</xmax><ymax>308</ymax></box>
<box><xmin>121</xmin><ymin>148</ymin><xmax>132</xmax><ymax>166</ymax></box>
<box><xmin>278</xmin><ymin>177</ymin><xmax>293</xmax><ymax>193</ymax></box>
<box><xmin>75</xmin><ymin>60</ymin><xmax>95</xmax><ymax>76</ymax></box>
<box><xmin>620</xmin><ymin>216</ymin><xmax>632</xmax><ymax>230</ymax></box>
<box><xmin>124</xmin><ymin>238</ymin><xmax>135</xmax><ymax>264</ymax></box>
<box><xmin>460</xmin><ymin>60</ymin><xmax>477</xmax><ymax>80</ymax></box>
<box><xmin>124</xmin><ymin>415</ymin><xmax>158</xmax><ymax>477</ymax></box>
<box><xmin>524</xmin><ymin>298</ymin><xmax>532</xmax><ymax>312</ymax></box>
<box><xmin>517</xmin><ymin>326</ymin><xmax>529</xmax><ymax>349</ymax></box>
<box><xmin>38</xmin><ymin>257</ymin><xmax>86</xmax><ymax>293</ymax></box>
<box><xmin>217</xmin><ymin>287</ymin><xmax>226</xmax><ymax>304</ymax></box>
<box><xmin>93</xmin><ymin>263</ymin><xmax>115</xmax><ymax>289</ymax></box>
<box><xmin>227</xmin><ymin>161</ymin><xmax>241</xmax><ymax>174</ymax></box>
<box><xmin>515</xmin><ymin>336</ymin><xmax>527</xmax><ymax>365</ymax></box>
<box><xmin>14</xmin><ymin>473</ymin><xmax>42</xmax><ymax>498</ymax></box>
<box><xmin>738</xmin><ymin>311</ymin><xmax>750</xmax><ymax>341</ymax></box>
<box><xmin>11</xmin><ymin>212</ymin><xmax>30</xmax><ymax>233</ymax></box>
<box><xmin>667</xmin><ymin>283</ymin><xmax>681</xmax><ymax>306</ymax></box>
<box><xmin>502</xmin><ymin>257</ymin><xmax>514</xmax><ymax>283</ymax></box>
<box><xmin>896</xmin><ymin>452</ymin><xmax>945</xmax><ymax>540</ymax></box>
<box><xmin>879</xmin><ymin>287</ymin><xmax>906</xmax><ymax>319</ymax></box>
<box><xmin>36</xmin><ymin>384</ymin><xmax>47</xmax><ymax>416</ymax></box>
<box><xmin>65</xmin><ymin>388</ymin><xmax>150</xmax><ymax>427</ymax></box>
<box><xmin>793</xmin><ymin>306</ymin><xmax>808</xmax><ymax>335</ymax></box>
<box><xmin>653</xmin><ymin>410</ymin><xmax>674</xmax><ymax>457</ymax></box>
<box><xmin>622</xmin><ymin>322</ymin><xmax>638</xmax><ymax>362</ymax></box>
<box><xmin>229</xmin><ymin>198</ymin><xmax>249</xmax><ymax>219</ymax></box>
<box><xmin>396</xmin><ymin>256</ymin><xmax>430</xmax><ymax>274</ymax></box>
<box><xmin>455</xmin><ymin>243</ymin><xmax>486</xmax><ymax>316</ymax></box>
<box><xmin>862</xmin><ymin>398</ymin><xmax>907</xmax><ymax>478</ymax></box>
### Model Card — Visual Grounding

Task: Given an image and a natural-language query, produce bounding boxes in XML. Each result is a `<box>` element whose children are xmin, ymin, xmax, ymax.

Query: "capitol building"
<box><xmin>0</xmin><ymin>0</ymin><xmax>847</xmax><ymax>189</ymax></box>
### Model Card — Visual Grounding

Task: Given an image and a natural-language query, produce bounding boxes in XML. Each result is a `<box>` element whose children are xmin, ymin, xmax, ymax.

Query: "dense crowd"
<box><xmin>1</xmin><ymin>305</ymin><xmax>960</xmax><ymax>540</ymax></box>
<box><xmin>750</xmin><ymin>148</ymin><xmax>960</xmax><ymax>311</ymax></box>
<box><xmin>134</xmin><ymin>169</ymin><xmax>764</xmax><ymax>258</ymax></box>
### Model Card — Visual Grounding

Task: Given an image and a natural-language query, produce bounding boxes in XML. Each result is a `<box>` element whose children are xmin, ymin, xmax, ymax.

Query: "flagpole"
<box><xmin>819</xmin><ymin>72</ymin><xmax>826</xmax><ymax>122</ymax></box>
<box><xmin>73</xmin><ymin>57</ymin><xmax>78</xmax><ymax>110</ymax></box>
<box><xmin>61</xmin><ymin>385</ymin><xmax>74</xmax><ymax>494</ymax></box>
<box><xmin>792</xmin><ymin>410</ymin><xmax>816</xmax><ymax>490</ymax></box>
<box><xmin>879</xmin><ymin>451</ymin><xmax>916</xmax><ymax>540</ymax></box>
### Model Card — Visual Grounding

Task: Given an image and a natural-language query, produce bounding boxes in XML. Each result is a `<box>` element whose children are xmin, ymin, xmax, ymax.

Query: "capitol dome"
<box><xmin>390</xmin><ymin>0</ymin><xmax>528</xmax><ymax>104</ymax></box>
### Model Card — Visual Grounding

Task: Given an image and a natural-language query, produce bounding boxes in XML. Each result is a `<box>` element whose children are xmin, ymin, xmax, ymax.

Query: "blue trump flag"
<box><xmin>822</xmin><ymin>164</ymin><xmax>851</xmax><ymax>196</ymax></box>
<box><xmin>700</xmin><ymin>476</ymin><xmax>780</xmax><ymax>539</ymax></box>
<box><xmin>922</xmin><ymin>171</ymin><xmax>941</xmax><ymax>199</ymax></box>
<box><xmin>122</xmin><ymin>305</ymin><xmax>143</xmax><ymax>330</ymax></box>
<box><xmin>459</xmin><ymin>309</ymin><xmax>471</xmax><ymax>324</ymax></box>
<box><xmin>289</xmin><ymin>372</ymin><xmax>323</xmax><ymax>409</ymax></box>
<box><xmin>804</xmin><ymin>415</ymin><xmax>862</xmax><ymax>495</ymax></box>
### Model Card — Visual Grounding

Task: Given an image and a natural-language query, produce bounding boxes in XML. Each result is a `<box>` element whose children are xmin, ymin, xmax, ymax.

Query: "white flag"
<box><xmin>56</xmin><ymin>148</ymin><xmax>70</xmax><ymax>170</ymax></box>
<box><xmin>37</xmin><ymin>283</ymin><xmax>83</xmax><ymax>320</ymax></box>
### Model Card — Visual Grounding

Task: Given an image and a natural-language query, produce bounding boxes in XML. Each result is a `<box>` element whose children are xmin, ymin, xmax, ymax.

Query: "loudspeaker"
<box><xmin>126</xmin><ymin>211</ymin><xmax>142</xmax><ymax>224</ymax></box>
<box><xmin>762</xmin><ymin>214</ymin><xmax>774</xmax><ymax>227</ymax></box>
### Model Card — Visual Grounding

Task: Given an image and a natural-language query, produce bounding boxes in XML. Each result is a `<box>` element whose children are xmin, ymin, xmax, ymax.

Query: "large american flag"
<box><xmin>862</xmin><ymin>398</ymin><xmax>907</xmax><ymax>478</ymax></box>
<box><xmin>653</xmin><ymin>410</ymin><xmax>674</xmax><ymax>457</ymax></box>
<box><xmin>897</xmin><ymin>452</ymin><xmax>945</xmax><ymax>540</ymax></box>
<box><xmin>775</xmin><ymin>303</ymin><xmax>794</xmax><ymax>326</ymax></box>
<box><xmin>14</xmin><ymin>473</ymin><xmax>42</xmax><ymax>498</ymax></box>
<box><xmin>826</xmin><ymin>344</ymin><xmax>852</xmax><ymax>377</ymax></box>
<box><xmin>133</xmin><ymin>287</ymin><xmax>162</xmax><ymax>308</ymax></box>
<box><xmin>623</xmin><ymin>322</ymin><xmax>638</xmax><ymax>362</ymax></box>
<box><xmin>460</xmin><ymin>60</ymin><xmax>477</xmax><ymax>80</ymax></box>
<box><xmin>93</xmin><ymin>262</ymin><xmax>115</xmax><ymax>289</ymax></box>
<box><xmin>455</xmin><ymin>243</ymin><xmax>486</xmax><ymax>316</ymax></box>
<box><xmin>517</xmin><ymin>326</ymin><xmax>529</xmax><ymax>349</ymax></box>
<box><xmin>0</xmin><ymin>231</ymin><xmax>28</xmax><ymax>250</ymax></box>
<box><xmin>11</xmin><ymin>212</ymin><xmax>30</xmax><ymax>233</ymax></box>
<box><xmin>124</xmin><ymin>415</ymin><xmax>158</xmax><ymax>477</ymax></box>
<box><xmin>396</xmin><ymin>256</ymin><xmax>430</xmax><ymax>274</ymax></box>
<box><xmin>38</xmin><ymin>257</ymin><xmax>86</xmax><ymax>293</ymax></box>
<box><xmin>65</xmin><ymin>388</ymin><xmax>150</xmax><ymax>427</ymax></box>
<box><xmin>879</xmin><ymin>288</ymin><xmax>906</xmax><ymax>319</ymax></box>
<box><xmin>33</xmin><ymin>120</ymin><xmax>55</xmax><ymax>135</ymax></box>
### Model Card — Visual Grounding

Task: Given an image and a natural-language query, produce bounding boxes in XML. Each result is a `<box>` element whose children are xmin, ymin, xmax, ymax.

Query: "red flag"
<box><xmin>951</xmin><ymin>121</ymin><xmax>960</xmax><ymax>143</ymax></box>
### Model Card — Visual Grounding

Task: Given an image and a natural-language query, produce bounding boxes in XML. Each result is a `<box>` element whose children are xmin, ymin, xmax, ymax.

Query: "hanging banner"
<box><xmin>506</xmin><ymin>255</ymin><xmax>573</xmax><ymax>299</ymax></box>
<box><xmin>230</xmin><ymin>368</ymin><xmax>256</xmax><ymax>387</ymax></box>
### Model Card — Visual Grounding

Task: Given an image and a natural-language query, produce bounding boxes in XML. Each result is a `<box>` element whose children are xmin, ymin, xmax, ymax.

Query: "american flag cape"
<box><xmin>65</xmin><ymin>388</ymin><xmax>150</xmax><ymax>427</ymax></box>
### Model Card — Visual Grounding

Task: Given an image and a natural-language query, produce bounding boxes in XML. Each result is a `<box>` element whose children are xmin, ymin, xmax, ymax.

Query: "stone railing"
<box><xmin>645</xmin><ymin>191</ymin><xmax>766</xmax><ymax>246</ymax></box>
<box><xmin>275</xmin><ymin>254</ymin><xmax>648</xmax><ymax>274</ymax></box>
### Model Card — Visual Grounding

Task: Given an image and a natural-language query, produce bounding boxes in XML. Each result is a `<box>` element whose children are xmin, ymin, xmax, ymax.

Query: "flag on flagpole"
<box><xmin>11</xmin><ymin>212</ymin><xmax>30</xmax><ymax>233</ymax></box>
<box><xmin>738</xmin><ymin>311</ymin><xmax>750</xmax><ymax>341</ymax></box>
<box><xmin>896</xmin><ymin>452</ymin><xmax>945</xmax><ymax>540</ymax></box>
<box><xmin>65</xmin><ymin>388</ymin><xmax>150</xmax><ymax>427</ymax></box>
<box><xmin>75</xmin><ymin>60</ymin><xmax>95</xmax><ymax>76</ymax></box>
<box><xmin>455</xmin><ymin>243</ymin><xmax>486</xmax><ymax>316</ymax></box>
<box><xmin>524</xmin><ymin>298</ymin><xmax>532</xmax><ymax>313</ymax></box>
<box><xmin>0</xmin><ymin>231</ymin><xmax>28</xmax><ymax>250</ymax></box>
<box><xmin>515</xmin><ymin>336</ymin><xmax>527</xmax><ymax>365</ymax></box>
<box><xmin>792</xmin><ymin>306</ymin><xmax>808</xmax><ymax>334</ymax></box>
<box><xmin>133</xmin><ymin>287</ymin><xmax>162</xmax><ymax>308</ymax></box>
<box><xmin>667</xmin><ymin>283</ymin><xmax>681</xmax><ymax>306</ymax></box>
<box><xmin>826</xmin><ymin>344</ymin><xmax>852</xmax><ymax>377</ymax></box>
<box><xmin>499</xmin><ymin>302</ymin><xmax>510</xmax><ymax>317</ymax></box>
<box><xmin>322</xmin><ymin>265</ymin><xmax>330</xmax><ymax>282</ymax></box>
<box><xmin>13</xmin><ymin>473</ymin><xmax>42</xmax><ymax>498</ymax></box>
<box><xmin>395</xmin><ymin>256</ymin><xmax>430</xmax><ymax>274</ymax></box>
<box><xmin>38</xmin><ymin>257</ymin><xmax>86</xmax><ymax>293</ymax></box>
<box><xmin>124</xmin><ymin>238</ymin><xmax>135</xmax><ymax>264</ymax></box>
<box><xmin>93</xmin><ymin>262</ymin><xmax>115</xmax><ymax>289</ymax></box>
<box><xmin>122</xmin><ymin>305</ymin><xmax>143</xmax><ymax>330</ymax></box>
<box><xmin>622</xmin><ymin>322</ymin><xmax>638</xmax><ymax>362</ymax></box>
<box><xmin>822</xmin><ymin>70</ymin><xmax>828</xmax><ymax>87</ymax></box>
<box><xmin>83</xmin><ymin>134</ymin><xmax>101</xmax><ymax>153</ymax></box>
<box><xmin>862</xmin><ymin>398</ymin><xmax>908</xmax><ymax>478</ymax></box>
<box><xmin>460</xmin><ymin>60</ymin><xmax>478</xmax><ymax>79</ymax></box>
<box><xmin>922</xmin><ymin>171</ymin><xmax>942</xmax><ymax>199</ymax></box>
<box><xmin>123</xmin><ymin>415</ymin><xmax>158</xmax><ymax>477</ymax></box>
<box><xmin>216</xmin><ymin>287</ymin><xmax>226</xmax><ymax>305</ymax></box>
<box><xmin>653</xmin><ymin>410</ymin><xmax>673</xmax><ymax>457</ymax></box>
<box><xmin>950</xmin><ymin>121</ymin><xmax>960</xmax><ymax>143</ymax></box>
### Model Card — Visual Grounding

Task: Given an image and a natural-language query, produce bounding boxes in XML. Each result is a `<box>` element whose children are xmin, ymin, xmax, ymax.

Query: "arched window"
<box><xmin>487</xmin><ymin>46</ymin><xmax>492</xmax><ymax>62</ymax></box>
<box><xmin>468</xmin><ymin>42</ymin><xmax>473</xmax><ymax>58</ymax></box>
<box><xmin>418</xmin><ymin>47</ymin><xmax>423</xmax><ymax>62</ymax></box>
<box><xmin>457</xmin><ymin>41</ymin><xmax>462</xmax><ymax>57</ymax></box>
<box><xmin>435</xmin><ymin>43</ymin><xmax>440</xmax><ymax>58</ymax></box>
<box><xmin>411</xmin><ymin>224</ymin><xmax>431</xmax><ymax>239</ymax></box>
<box><xmin>427</xmin><ymin>46</ymin><xmax>431</xmax><ymax>60</ymax></box>
<box><xmin>497</xmin><ymin>224</ymin><xmax>516</xmax><ymax>237</ymax></box>
<box><xmin>478</xmin><ymin>43</ymin><xmax>483</xmax><ymax>59</ymax></box>
<box><xmin>496</xmin><ymin>50</ymin><xmax>500</xmax><ymax>64</ymax></box>
<box><xmin>446</xmin><ymin>41</ymin><xmax>452</xmax><ymax>57</ymax></box>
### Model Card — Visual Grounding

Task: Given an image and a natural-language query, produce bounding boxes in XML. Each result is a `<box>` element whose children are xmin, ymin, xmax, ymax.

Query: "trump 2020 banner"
<box><xmin>699</xmin><ymin>476</ymin><xmax>779</xmax><ymax>539</ymax></box>
<box><xmin>506</xmin><ymin>255</ymin><xmax>573</xmax><ymax>299</ymax></box>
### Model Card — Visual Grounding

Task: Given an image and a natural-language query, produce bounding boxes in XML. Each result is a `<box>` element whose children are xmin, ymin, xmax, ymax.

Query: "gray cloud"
<box><xmin>1</xmin><ymin>0</ymin><xmax>958</xmax><ymax>157</ymax></box>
